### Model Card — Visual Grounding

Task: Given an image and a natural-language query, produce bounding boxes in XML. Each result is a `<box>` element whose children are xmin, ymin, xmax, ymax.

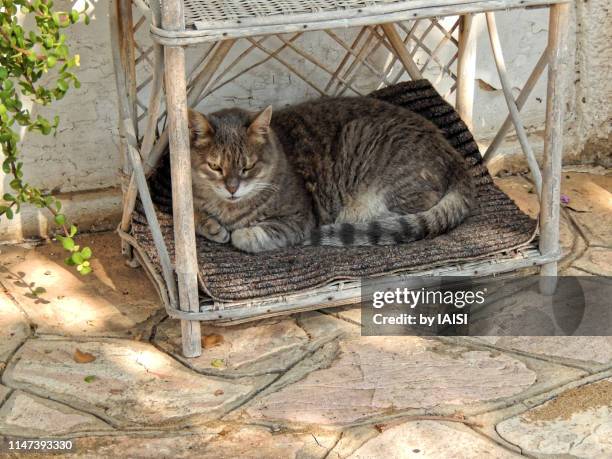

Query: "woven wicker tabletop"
<box><xmin>146</xmin><ymin>0</ymin><xmax>570</xmax><ymax>43</ymax></box>
<box><xmin>185</xmin><ymin>0</ymin><xmax>416</xmax><ymax>28</ymax></box>
<box><xmin>181</xmin><ymin>0</ymin><xmax>568</xmax><ymax>29</ymax></box>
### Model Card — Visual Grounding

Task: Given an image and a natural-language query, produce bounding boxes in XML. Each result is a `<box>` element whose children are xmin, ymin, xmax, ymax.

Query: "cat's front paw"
<box><xmin>196</xmin><ymin>217</ymin><xmax>230</xmax><ymax>244</ymax></box>
<box><xmin>231</xmin><ymin>227</ymin><xmax>272</xmax><ymax>253</ymax></box>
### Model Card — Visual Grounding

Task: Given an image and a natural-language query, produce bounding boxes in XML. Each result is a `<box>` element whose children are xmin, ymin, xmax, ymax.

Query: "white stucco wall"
<box><xmin>1</xmin><ymin>0</ymin><xmax>610</xmax><ymax>242</ymax></box>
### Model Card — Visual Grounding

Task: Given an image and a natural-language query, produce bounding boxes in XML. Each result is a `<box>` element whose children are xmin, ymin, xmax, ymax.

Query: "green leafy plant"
<box><xmin>1</xmin><ymin>0</ymin><xmax>92</xmax><ymax>274</ymax></box>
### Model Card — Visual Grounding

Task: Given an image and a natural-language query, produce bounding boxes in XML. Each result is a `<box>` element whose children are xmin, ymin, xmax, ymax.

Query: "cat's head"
<box><xmin>188</xmin><ymin>106</ymin><xmax>278</xmax><ymax>202</ymax></box>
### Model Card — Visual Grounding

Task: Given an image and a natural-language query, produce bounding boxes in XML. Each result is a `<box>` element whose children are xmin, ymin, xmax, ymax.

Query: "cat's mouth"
<box><xmin>225</xmin><ymin>194</ymin><xmax>243</xmax><ymax>203</ymax></box>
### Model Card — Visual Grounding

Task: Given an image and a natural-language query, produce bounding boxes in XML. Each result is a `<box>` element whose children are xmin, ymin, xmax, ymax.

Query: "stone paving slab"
<box><xmin>68</xmin><ymin>430</ymin><xmax>221</xmax><ymax>459</ymax></box>
<box><xmin>296</xmin><ymin>310</ymin><xmax>360</xmax><ymax>343</ymax></box>
<box><xmin>325</xmin><ymin>425</ymin><xmax>380</xmax><ymax>459</ymax></box>
<box><xmin>0</xmin><ymin>234</ymin><xmax>163</xmax><ymax>338</ymax></box>
<box><xmin>0</xmin><ymin>293</ymin><xmax>29</xmax><ymax>367</ymax></box>
<box><xmin>240</xmin><ymin>336</ymin><xmax>541</xmax><ymax>425</ymax></box>
<box><xmin>572</xmin><ymin>247</ymin><xmax>612</xmax><ymax>275</ymax></box>
<box><xmin>154</xmin><ymin>312</ymin><xmax>352</xmax><ymax>378</ymax></box>
<box><xmin>0</xmin><ymin>385</ymin><xmax>10</xmax><ymax>404</ymax></box>
<box><xmin>0</xmin><ymin>390</ymin><xmax>112</xmax><ymax>437</ymax></box>
<box><xmin>45</xmin><ymin>425</ymin><xmax>338</xmax><ymax>459</ymax></box>
<box><xmin>474</xmin><ymin>337</ymin><xmax>612</xmax><ymax>371</ymax></box>
<box><xmin>496</xmin><ymin>378</ymin><xmax>612</xmax><ymax>458</ymax></box>
<box><xmin>347</xmin><ymin>420</ymin><xmax>520</xmax><ymax>458</ymax></box>
<box><xmin>562</xmin><ymin>172</ymin><xmax>612</xmax><ymax>247</ymax></box>
<box><xmin>468</xmin><ymin>370</ymin><xmax>612</xmax><ymax>457</ymax></box>
<box><xmin>561</xmin><ymin>171</ymin><xmax>612</xmax><ymax>211</ymax></box>
<box><xmin>0</xmin><ymin>168</ymin><xmax>610</xmax><ymax>455</ymax></box>
<box><xmin>155</xmin><ymin>317</ymin><xmax>308</xmax><ymax>377</ymax></box>
<box><xmin>2</xmin><ymin>339</ymin><xmax>274</xmax><ymax>428</ymax></box>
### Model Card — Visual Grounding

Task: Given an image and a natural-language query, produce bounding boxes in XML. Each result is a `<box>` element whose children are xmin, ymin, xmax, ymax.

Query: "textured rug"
<box><xmin>132</xmin><ymin>80</ymin><xmax>537</xmax><ymax>301</ymax></box>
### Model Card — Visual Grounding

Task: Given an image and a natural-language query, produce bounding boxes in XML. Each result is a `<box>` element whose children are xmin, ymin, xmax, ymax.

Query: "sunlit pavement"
<box><xmin>0</xmin><ymin>167</ymin><xmax>611</xmax><ymax>458</ymax></box>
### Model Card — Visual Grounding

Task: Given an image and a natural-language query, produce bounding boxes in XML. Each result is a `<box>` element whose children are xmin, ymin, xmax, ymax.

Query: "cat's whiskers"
<box><xmin>251</xmin><ymin>182</ymin><xmax>279</xmax><ymax>193</ymax></box>
<box><xmin>235</xmin><ymin>182</ymin><xmax>279</xmax><ymax>200</ymax></box>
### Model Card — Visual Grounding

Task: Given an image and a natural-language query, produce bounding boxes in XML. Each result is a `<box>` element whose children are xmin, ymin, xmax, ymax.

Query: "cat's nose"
<box><xmin>225</xmin><ymin>178</ymin><xmax>239</xmax><ymax>195</ymax></box>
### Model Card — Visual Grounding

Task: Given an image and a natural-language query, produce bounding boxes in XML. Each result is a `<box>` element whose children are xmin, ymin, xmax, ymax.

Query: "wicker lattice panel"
<box><xmin>128</xmin><ymin>2</ymin><xmax>461</xmax><ymax>141</ymax></box>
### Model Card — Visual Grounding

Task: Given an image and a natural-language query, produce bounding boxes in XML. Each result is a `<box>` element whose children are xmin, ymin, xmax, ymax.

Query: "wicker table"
<box><xmin>110</xmin><ymin>0</ymin><xmax>572</xmax><ymax>357</ymax></box>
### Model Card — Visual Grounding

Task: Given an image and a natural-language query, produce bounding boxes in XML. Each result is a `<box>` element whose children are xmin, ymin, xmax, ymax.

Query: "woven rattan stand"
<box><xmin>110</xmin><ymin>0</ymin><xmax>572</xmax><ymax>357</ymax></box>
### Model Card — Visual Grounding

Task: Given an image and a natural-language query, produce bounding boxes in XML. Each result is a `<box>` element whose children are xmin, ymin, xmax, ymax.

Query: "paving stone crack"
<box><xmin>0</xmin><ymin>281</ymin><xmax>33</xmax><ymax>326</ymax></box>
<box><xmin>473</xmin><ymin>369</ymin><xmax>612</xmax><ymax>420</ymax></box>
<box><xmin>466</xmin><ymin>423</ymin><xmax>527</xmax><ymax>457</ymax></box>
<box><xmin>147</xmin><ymin>339</ymin><xmax>286</xmax><ymax>380</ymax></box>
<box><xmin>320</xmin><ymin>309</ymin><xmax>361</xmax><ymax>327</ymax></box>
<box><xmin>562</xmin><ymin>207</ymin><xmax>589</xmax><ymax>244</ymax></box>
<box><xmin>0</xmin><ymin>385</ymin><xmax>118</xmax><ymax>432</ymax></box>
<box><xmin>0</xmin><ymin>338</ymin><xmax>29</xmax><ymax>380</ymax></box>
<box><xmin>564</xmin><ymin>208</ymin><xmax>592</xmax><ymax>251</ymax></box>
<box><xmin>220</xmin><ymin>337</ymin><xmax>343</xmax><ymax>420</ymax></box>
<box><xmin>565</xmin><ymin>265</ymin><xmax>600</xmax><ymax>276</ymax></box>
<box><xmin>148</xmin><ymin>315</ymin><xmax>169</xmax><ymax>344</ymax></box>
<box><xmin>494</xmin><ymin>422</ymin><xmax>525</xmax><ymax>456</ymax></box>
<box><xmin>436</xmin><ymin>336</ymin><xmax>596</xmax><ymax>373</ymax></box>
<box><xmin>0</xmin><ymin>387</ymin><xmax>13</xmax><ymax>408</ymax></box>
<box><xmin>323</xmin><ymin>430</ymin><xmax>345</xmax><ymax>459</ymax></box>
<box><xmin>571</xmin><ymin>429</ymin><xmax>594</xmax><ymax>453</ymax></box>
<box><xmin>568</xmin><ymin>264</ymin><xmax>609</xmax><ymax>276</ymax></box>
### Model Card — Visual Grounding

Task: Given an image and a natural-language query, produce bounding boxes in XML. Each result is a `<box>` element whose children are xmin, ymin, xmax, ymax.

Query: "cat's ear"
<box><xmin>188</xmin><ymin>109</ymin><xmax>214</xmax><ymax>146</ymax></box>
<box><xmin>248</xmin><ymin>105</ymin><xmax>273</xmax><ymax>143</ymax></box>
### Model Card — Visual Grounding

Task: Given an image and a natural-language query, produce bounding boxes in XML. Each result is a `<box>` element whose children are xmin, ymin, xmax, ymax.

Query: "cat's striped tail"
<box><xmin>304</xmin><ymin>185</ymin><xmax>474</xmax><ymax>247</ymax></box>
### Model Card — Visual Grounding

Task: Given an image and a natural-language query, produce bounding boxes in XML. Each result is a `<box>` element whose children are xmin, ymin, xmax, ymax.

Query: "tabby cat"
<box><xmin>189</xmin><ymin>96</ymin><xmax>475</xmax><ymax>253</ymax></box>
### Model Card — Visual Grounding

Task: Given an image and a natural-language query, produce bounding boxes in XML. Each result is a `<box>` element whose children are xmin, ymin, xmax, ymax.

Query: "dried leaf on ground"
<box><xmin>74</xmin><ymin>348</ymin><xmax>96</xmax><ymax>363</ymax></box>
<box><xmin>202</xmin><ymin>334</ymin><xmax>224</xmax><ymax>349</ymax></box>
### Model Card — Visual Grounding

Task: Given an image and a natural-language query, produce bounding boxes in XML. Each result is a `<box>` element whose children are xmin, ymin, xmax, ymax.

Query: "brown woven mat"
<box><xmin>132</xmin><ymin>80</ymin><xmax>537</xmax><ymax>302</ymax></box>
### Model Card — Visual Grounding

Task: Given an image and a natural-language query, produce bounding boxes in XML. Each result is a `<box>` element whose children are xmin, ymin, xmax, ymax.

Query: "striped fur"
<box><xmin>188</xmin><ymin>95</ymin><xmax>475</xmax><ymax>253</ymax></box>
<box><xmin>305</xmin><ymin>188</ymin><xmax>473</xmax><ymax>246</ymax></box>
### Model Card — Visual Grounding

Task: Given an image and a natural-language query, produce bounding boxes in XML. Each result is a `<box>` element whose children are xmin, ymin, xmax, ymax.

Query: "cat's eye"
<box><xmin>207</xmin><ymin>162</ymin><xmax>222</xmax><ymax>172</ymax></box>
<box><xmin>241</xmin><ymin>163</ymin><xmax>256</xmax><ymax>174</ymax></box>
